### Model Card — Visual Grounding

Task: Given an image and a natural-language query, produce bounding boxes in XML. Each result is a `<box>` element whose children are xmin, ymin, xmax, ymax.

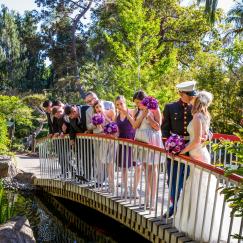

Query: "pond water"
<box><xmin>4</xmin><ymin>190</ymin><xmax>150</xmax><ymax>243</ymax></box>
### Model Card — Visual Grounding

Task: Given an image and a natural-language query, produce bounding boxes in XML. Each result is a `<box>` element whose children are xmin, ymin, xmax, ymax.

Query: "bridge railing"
<box><xmin>37</xmin><ymin>133</ymin><xmax>242</xmax><ymax>242</ymax></box>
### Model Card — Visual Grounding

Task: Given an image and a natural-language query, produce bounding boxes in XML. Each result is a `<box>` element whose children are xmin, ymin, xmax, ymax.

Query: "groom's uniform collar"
<box><xmin>178</xmin><ymin>99</ymin><xmax>190</xmax><ymax>107</ymax></box>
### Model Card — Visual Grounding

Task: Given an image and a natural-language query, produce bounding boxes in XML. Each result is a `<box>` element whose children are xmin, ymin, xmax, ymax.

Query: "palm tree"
<box><xmin>226</xmin><ymin>1</ymin><xmax>243</xmax><ymax>37</ymax></box>
<box><xmin>197</xmin><ymin>0</ymin><xmax>219</xmax><ymax>23</ymax></box>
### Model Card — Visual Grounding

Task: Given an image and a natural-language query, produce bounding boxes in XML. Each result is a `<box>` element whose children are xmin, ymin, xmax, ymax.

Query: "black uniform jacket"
<box><xmin>161</xmin><ymin>99</ymin><xmax>193</xmax><ymax>139</ymax></box>
<box><xmin>55</xmin><ymin>115</ymin><xmax>70</xmax><ymax>135</ymax></box>
<box><xmin>69</xmin><ymin>105</ymin><xmax>90</xmax><ymax>140</ymax></box>
<box><xmin>46</xmin><ymin>112</ymin><xmax>59</xmax><ymax>134</ymax></box>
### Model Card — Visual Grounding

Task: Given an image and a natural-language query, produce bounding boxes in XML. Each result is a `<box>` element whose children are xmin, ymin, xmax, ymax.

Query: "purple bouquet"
<box><xmin>104</xmin><ymin>122</ymin><xmax>118</xmax><ymax>134</ymax></box>
<box><xmin>165</xmin><ymin>134</ymin><xmax>185</xmax><ymax>154</ymax></box>
<box><xmin>92</xmin><ymin>113</ymin><xmax>105</xmax><ymax>126</ymax></box>
<box><xmin>141</xmin><ymin>96</ymin><xmax>158</xmax><ymax>110</ymax></box>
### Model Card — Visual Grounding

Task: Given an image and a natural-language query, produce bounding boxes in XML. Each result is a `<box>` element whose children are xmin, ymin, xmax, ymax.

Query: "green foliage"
<box><xmin>103</xmin><ymin>0</ymin><xmax>176</xmax><ymax>96</ymax></box>
<box><xmin>0</xmin><ymin>0</ymin><xmax>242</xmax><ymax>136</ymax></box>
<box><xmin>0</xmin><ymin>6</ymin><xmax>22</xmax><ymax>90</ymax></box>
<box><xmin>22</xmin><ymin>94</ymin><xmax>47</xmax><ymax>108</ymax></box>
<box><xmin>0</xmin><ymin>95</ymin><xmax>33</xmax><ymax>127</ymax></box>
<box><xmin>0</xmin><ymin>181</ymin><xmax>15</xmax><ymax>224</ymax></box>
<box><xmin>212</xmin><ymin>128</ymin><xmax>243</xmax><ymax>232</ymax></box>
<box><xmin>226</xmin><ymin>1</ymin><xmax>243</xmax><ymax>37</ymax></box>
<box><xmin>192</xmin><ymin>38</ymin><xmax>243</xmax><ymax>133</ymax></box>
<box><xmin>0</xmin><ymin>115</ymin><xmax>9</xmax><ymax>154</ymax></box>
<box><xmin>0</xmin><ymin>95</ymin><xmax>34</xmax><ymax>150</ymax></box>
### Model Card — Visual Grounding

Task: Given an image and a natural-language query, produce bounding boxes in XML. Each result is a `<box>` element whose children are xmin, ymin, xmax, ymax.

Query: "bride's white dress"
<box><xmin>174</xmin><ymin>114</ymin><xmax>241</xmax><ymax>243</ymax></box>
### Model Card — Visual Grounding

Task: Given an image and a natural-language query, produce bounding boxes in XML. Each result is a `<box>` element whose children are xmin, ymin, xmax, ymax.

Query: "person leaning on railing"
<box><xmin>84</xmin><ymin>91</ymin><xmax>115</xmax><ymax>133</ymax></box>
<box><xmin>52</xmin><ymin>106</ymin><xmax>70</xmax><ymax>137</ymax></box>
<box><xmin>83</xmin><ymin>91</ymin><xmax>115</xmax><ymax>186</ymax></box>
<box><xmin>42</xmin><ymin>100</ymin><xmax>55</xmax><ymax>137</ymax></box>
<box><xmin>92</xmin><ymin>99</ymin><xmax>116</xmax><ymax>192</ymax></box>
<box><xmin>64</xmin><ymin>104</ymin><xmax>90</xmax><ymax>179</ymax></box>
<box><xmin>64</xmin><ymin>105</ymin><xmax>89</xmax><ymax>144</ymax></box>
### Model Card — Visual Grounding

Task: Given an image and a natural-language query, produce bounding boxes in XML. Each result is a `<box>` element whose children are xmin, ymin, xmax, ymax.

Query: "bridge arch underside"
<box><xmin>35</xmin><ymin>178</ymin><xmax>187</xmax><ymax>243</ymax></box>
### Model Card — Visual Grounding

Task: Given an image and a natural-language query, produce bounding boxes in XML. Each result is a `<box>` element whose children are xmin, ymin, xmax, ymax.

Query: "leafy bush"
<box><xmin>212</xmin><ymin>128</ymin><xmax>243</xmax><ymax>239</ymax></box>
<box><xmin>0</xmin><ymin>181</ymin><xmax>15</xmax><ymax>224</ymax></box>
<box><xmin>0</xmin><ymin>115</ymin><xmax>9</xmax><ymax>155</ymax></box>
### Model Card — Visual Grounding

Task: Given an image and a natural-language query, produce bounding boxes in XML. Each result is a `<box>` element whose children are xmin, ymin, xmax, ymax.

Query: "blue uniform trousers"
<box><xmin>166</xmin><ymin>155</ymin><xmax>190</xmax><ymax>211</ymax></box>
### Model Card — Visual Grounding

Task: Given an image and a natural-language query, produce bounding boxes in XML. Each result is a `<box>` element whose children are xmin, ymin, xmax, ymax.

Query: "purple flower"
<box><xmin>104</xmin><ymin>122</ymin><xmax>118</xmax><ymax>134</ymax></box>
<box><xmin>165</xmin><ymin>133</ymin><xmax>185</xmax><ymax>154</ymax></box>
<box><xmin>92</xmin><ymin>113</ymin><xmax>104</xmax><ymax>125</ymax></box>
<box><xmin>141</xmin><ymin>96</ymin><xmax>159</xmax><ymax>110</ymax></box>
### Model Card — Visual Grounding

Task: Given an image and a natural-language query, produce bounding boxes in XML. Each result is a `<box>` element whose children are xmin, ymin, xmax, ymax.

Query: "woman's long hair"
<box><xmin>133</xmin><ymin>90</ymin><xmax>147</xmax><ymax>120</ymax></box>
<box><xmin>192</xmin><ymin>91</ymin><xmax>213</xmax><ymax>120</ymax></box>
<box><xmin>115</xmin><ymin>95</ymin><xmax>126</xmax><ymax>117</ymax></box>
<box><xmin>93</xmin><ymin>100</ymin><xmax>103</xmax><ymax>113</ymax></box>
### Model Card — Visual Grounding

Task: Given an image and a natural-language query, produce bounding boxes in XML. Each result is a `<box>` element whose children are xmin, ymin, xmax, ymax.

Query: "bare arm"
<box><xmin>86</xmin><ymin>107</ymin><xmax>96</xmax><ymax>131</ymax></box>
<box><xmin>180</xmin><ymin>115</ymin><xmax>202</xmax><ymax>154</ymax></box>
<box><xmin>107</xmin><ymin>109</ymin><xmax>116</xmax><ymax>122</ymax></box>
<box><xmin>147</xmin><ymin>108</ymin><xmax>161</xmax><ymax>131</ymax></box>
<box><xmin>127</xmin><ymin>109</ymin><xmax>147</xmax><ymax>129</ymax></box>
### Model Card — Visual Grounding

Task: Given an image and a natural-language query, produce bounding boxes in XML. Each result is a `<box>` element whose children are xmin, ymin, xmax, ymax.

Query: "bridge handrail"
<box><xmin>37</xmin><ymin>132</ymin><xmax>242</xmax><ymax>242</ymax></box>
<box><xmin>37</xmin><ymin>133</ymin><xmax>242</xmax><ymax>183</ymax></box>
<box><xmin>212</xmin><ymin>133</ymin><xmax>240</xmax><ymax>141</ymax></box>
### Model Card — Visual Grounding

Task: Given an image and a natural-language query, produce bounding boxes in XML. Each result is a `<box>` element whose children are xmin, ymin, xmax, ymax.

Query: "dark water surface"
<box><xmin>7</xmin><ymin>191</ymin><xmax>150</xmax><ymax>243</ymax></box>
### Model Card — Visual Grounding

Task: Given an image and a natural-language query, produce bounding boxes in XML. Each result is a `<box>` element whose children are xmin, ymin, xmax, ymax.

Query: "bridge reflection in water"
<box><xmin>36</xmin><ymin>192</ymin><xmax>149</xmax><ymax>242</ymax></box>
<box><xmin>36</xmin><ymin>134</ymin><xmax>242</xmax><ymax>243</ymax></box>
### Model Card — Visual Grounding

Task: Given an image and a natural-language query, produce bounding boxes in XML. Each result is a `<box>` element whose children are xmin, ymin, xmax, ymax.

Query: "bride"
<box><xmin>174</xmin><ymin>91</ymin><xmax>241</xmax><ymax>242</ymax></box>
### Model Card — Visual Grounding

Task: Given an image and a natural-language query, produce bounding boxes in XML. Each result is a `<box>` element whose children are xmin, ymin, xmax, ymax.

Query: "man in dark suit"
<box><xmin>42</xmin><ymin>100</ymin><xmax>61</xmax><ymax>137</ymax></box>
<box><xmin>42</xmin><ymin>100</ymin><xmax>54</xmax><ymax>136</ymax></box>
<box><xmin>64</xmin><ymin>104</ymin><xmax>90</xmax><ymax>181</ymax></box>
<box><xmin>162</xmin><ymin>81</ymin><xmax>197</xmax><ymax>217</ymax></box>
<box><xmin>52</xmin><ymin>106</ymin><xmax>70</xmax><ymax>136</ymax></box>
<box><xmin>64</xmin><ymin>105</ymin><xmax>89</xmax><ymax>143</ymax></box>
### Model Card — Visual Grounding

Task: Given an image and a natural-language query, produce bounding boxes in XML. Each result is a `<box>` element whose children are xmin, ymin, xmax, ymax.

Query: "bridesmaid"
<box><xmin>127</xmin><ymin>90</ymin><xmax>164</xmax><ymax>209</ymax></box>
<box><xmin>115</xmin><ymin>96</ymin><xmax>135</xmax><ymax>197</ymax></box>
<box><xmin>93</xmin><ymin>100</ymin><xmax>115</xmax><ymax>134</ymax></box>
<box><xmin>93</xmin><ymin>100</ymin><xmax>116</xmax><ymax>193</ymax></box>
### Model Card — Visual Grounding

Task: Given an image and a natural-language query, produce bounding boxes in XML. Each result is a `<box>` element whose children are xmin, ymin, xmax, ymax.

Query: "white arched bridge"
<box><xmin>35</xmin><ymin>133</ymin><xmax>242</xmax><ymax>243</ymax></box>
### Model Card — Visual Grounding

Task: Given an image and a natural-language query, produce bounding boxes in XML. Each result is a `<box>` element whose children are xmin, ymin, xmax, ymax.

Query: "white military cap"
<box><xmin>176</xmin><ymin>81</ymin><xmax>197</xmax><ymax>96</ymax></box>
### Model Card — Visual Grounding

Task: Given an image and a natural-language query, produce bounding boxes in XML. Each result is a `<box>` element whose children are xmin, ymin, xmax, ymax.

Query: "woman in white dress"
<box><xmin>127</xmin><ymin>91</ymin><xmax>164</xmax><ymax>209</ymax></box>
<box><xmin>174</xmin><ymin>91</ymin><xmax>241</xmax><ymax>242</ymax></box>
<box><xmin>92</xmin><ymin>100</ymin><xmax>116</xmax><ymax>193</ymax></box>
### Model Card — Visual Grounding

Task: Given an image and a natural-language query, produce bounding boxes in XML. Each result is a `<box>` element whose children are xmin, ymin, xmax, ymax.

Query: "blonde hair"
<box><xmin>192</xmin><ymin>91</ymin><xmax>213</xmax><ymax>119</ymax></box>
<box><xmin>115</xmin><ymin>95</ymin><xmax>126</xmax><ymax>117</ymax></box>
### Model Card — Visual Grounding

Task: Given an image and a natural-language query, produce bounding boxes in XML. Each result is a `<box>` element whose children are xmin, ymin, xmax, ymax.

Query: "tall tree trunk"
<box><xmin>71</xmin><ymin>0</ymin><xmax>93</xmax><ymax>97</ymax></box>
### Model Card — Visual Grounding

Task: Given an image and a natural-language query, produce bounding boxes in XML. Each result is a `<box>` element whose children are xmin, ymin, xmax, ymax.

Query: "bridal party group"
<box><xmin>42</xmin><ymin>80</ymin><xmax>212</xmax><ymax>204</ymax></box>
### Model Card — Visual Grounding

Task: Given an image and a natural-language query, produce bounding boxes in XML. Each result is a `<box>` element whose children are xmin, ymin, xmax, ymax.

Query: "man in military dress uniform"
<box><xmin>161</xmin><ymin>81</ymin><xmax>197</xmax><ymax>217</ymax></box>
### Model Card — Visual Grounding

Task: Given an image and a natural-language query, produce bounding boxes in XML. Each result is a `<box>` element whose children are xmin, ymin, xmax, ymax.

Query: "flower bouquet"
<box><xmin>141</xmin><ymin>96</ymin><xmax>158</xmax><ymax>110</ymax></box>
<box><xmin>92</xmin><ymin>113</ymin><xmax>104</xmax><ymax>126</ymax></box>
<box><xmin>165</xmin><ymin>134</ymin><xmax>185</xmax><ymax>154</ymax></box>
<box><xmin>104</xmin><ymin>122</ymin><xmax>118</xmax><ymax>134</ymax></box>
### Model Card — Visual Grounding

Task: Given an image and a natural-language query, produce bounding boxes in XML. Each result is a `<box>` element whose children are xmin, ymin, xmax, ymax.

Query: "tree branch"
<box><xmin>68</xmin><ymin>0</ymin><xmax>85</xmax><ymax>9</ymax></box>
